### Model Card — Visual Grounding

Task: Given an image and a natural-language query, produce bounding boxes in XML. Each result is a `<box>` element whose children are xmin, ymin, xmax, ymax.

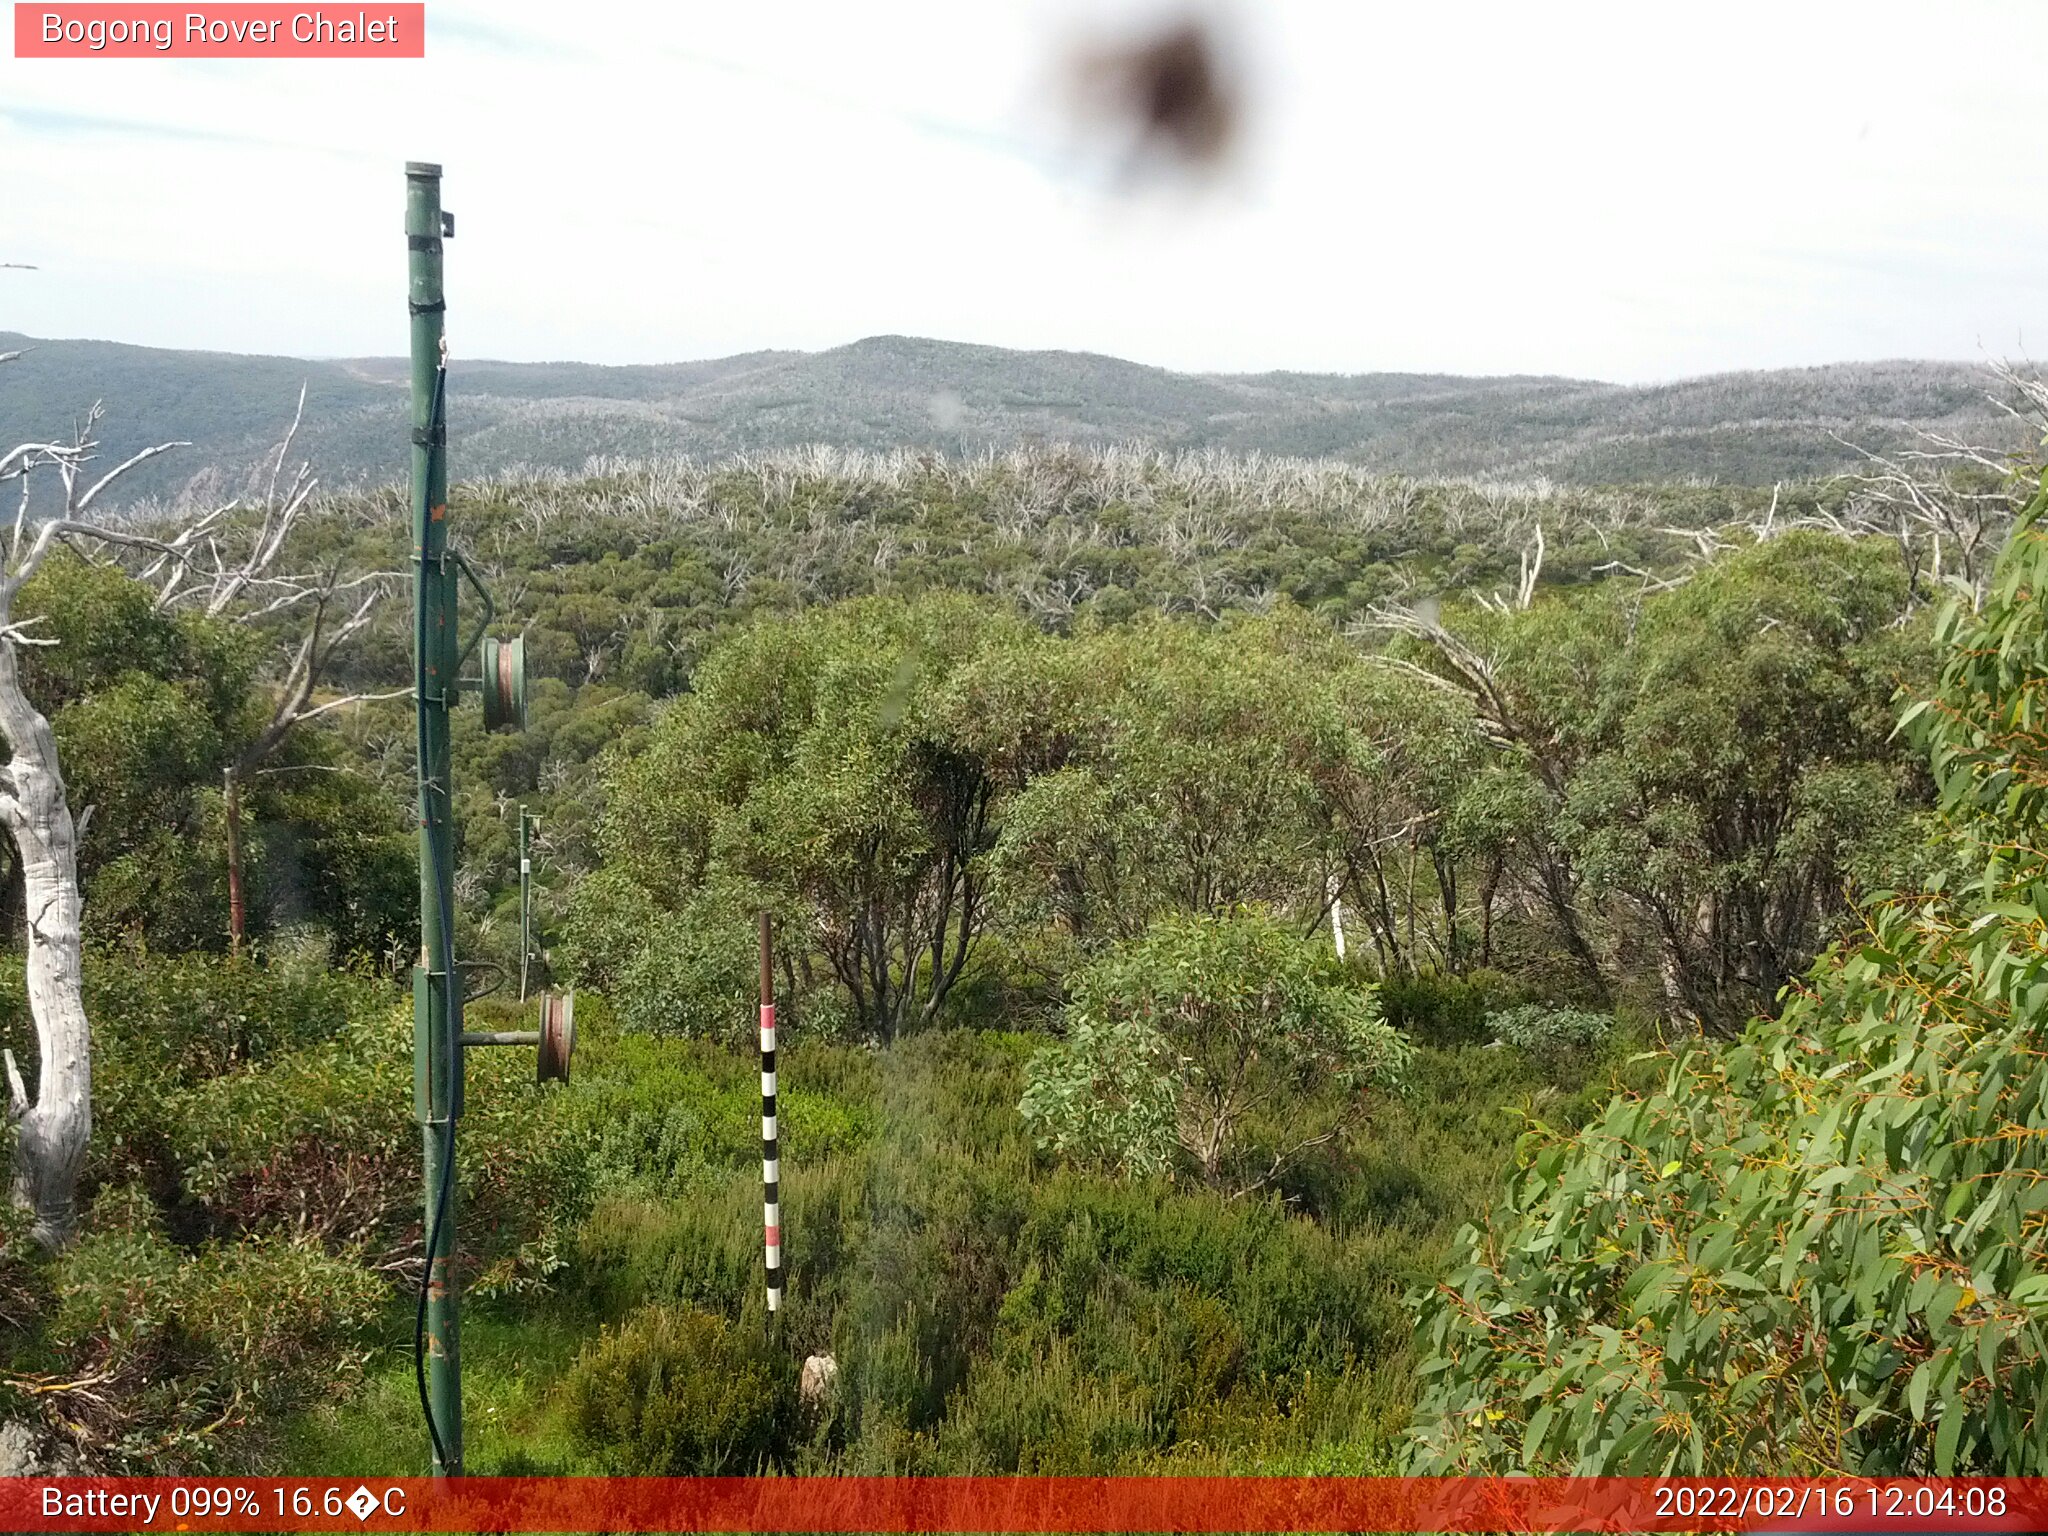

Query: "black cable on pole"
<box><xmin>413</xmin><ymin>361</ymin><xmax>455</xmax><ymax>1475</ymax></box>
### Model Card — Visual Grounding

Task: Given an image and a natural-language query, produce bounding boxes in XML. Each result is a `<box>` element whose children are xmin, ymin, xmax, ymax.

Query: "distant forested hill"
<box><xmin>0</xmin><ymin>329</ymin><xmax>2023</xmax><ymax>505</ymax></box>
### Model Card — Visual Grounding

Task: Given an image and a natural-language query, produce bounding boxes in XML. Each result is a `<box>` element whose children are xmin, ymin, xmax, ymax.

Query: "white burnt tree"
<box><xmin>0</xmin><ymin>363</ymin><xmax>213</xmax><ymax>1246</ymax></box>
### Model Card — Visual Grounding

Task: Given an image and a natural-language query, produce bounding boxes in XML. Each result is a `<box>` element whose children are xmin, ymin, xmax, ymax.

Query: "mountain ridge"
<box><xmin>0</xmin><ymin>330</ymin><xmax>2021</xmax><ymax>504</ymax></box>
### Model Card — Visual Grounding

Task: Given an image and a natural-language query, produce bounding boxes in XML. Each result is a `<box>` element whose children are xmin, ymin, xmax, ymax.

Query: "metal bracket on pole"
<box><xmin>459</xmin><ymin>991</ymin><xmax>574</xmax><ymax>1083</ymax></box>
<box><xmin>449</xmin><ymin>547</ymin><xmax>496</xmax><ymax>671</ymax></box>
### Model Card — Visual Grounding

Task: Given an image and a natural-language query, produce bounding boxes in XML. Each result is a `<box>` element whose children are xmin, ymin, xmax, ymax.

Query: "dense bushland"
<box><xmin>1410</xmin><ymin>473</ymin><xmax>2048</xmax><ymax>1474</ymax></box>
<box><xmin>9</xmin><ymin>554</ymin><xmax>413</xmax><ymax>962</ymax></box>
<box><xmin>571</xmin><ymin>531</ymin><xmax>1927</xmax><ymax>1042</ymax></box>
<box><xmin>202</xmin><ymin>447</ymin><xmax>1979</xmax><ymax>1016</ymax></box>
<box><xmin>6</xmin><ymin>333</ymin><xmax>2025</xmax><ymax>506</ymax></box>
<box><xmin>0</xmin><ymin>952</ymin><xmax>586</xmax><ymax>1466</ymax></box>
<box><xmin>0</xmin><ymin>438</ymin><xmax>2034</xmax><ymax>1475</ymax></box>
<box><xmin>0</xmin><ymin>953</ymin><xmax>1627</xmax><ymax>1473</ymax></box>
<box><xmin>495</xmin><ymin>1015</ymin><xmax>1629</xmax><ymax>1475</ymax></box>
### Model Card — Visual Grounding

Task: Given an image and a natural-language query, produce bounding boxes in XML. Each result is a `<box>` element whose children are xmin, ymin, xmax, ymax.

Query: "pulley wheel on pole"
<box><xmin>481</xmin><ymin>635</ymin><xmax>526</xmax><ymax>732</ymax></box>
<box><xmin>537</xmin><ymin>989</ymin><xmax>575</xmax><ymax>1083</ymax></box>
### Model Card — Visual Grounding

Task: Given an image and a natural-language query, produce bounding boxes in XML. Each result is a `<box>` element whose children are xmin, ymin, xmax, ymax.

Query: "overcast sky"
<box><xmin>2</xmin><ymin>0</ymin><xmax>2044</xmax><ymax>382</ymax></box>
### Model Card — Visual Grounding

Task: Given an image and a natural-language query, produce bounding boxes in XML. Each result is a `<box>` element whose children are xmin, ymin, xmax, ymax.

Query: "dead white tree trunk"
<box><xmin>0</xmin><ymin>384</ymin><xmax>210</xmax><ymax>1247</ymax></box>
<box><xmin>0</xmin><ymin>630</ymin><xmax>89</xmax><ymax>1248</ymax></box>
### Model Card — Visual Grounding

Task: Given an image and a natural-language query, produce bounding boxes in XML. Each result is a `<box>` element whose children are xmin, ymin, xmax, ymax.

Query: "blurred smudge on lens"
<box><xmin>1063</xmin><ymin>13</ymin><xmax>1247</xmax><ymax>184</ymax></box>
<box><xmin>928</xmin><ymin>390</ymin><xmax>966</xmax><ymax>432</ymax></box>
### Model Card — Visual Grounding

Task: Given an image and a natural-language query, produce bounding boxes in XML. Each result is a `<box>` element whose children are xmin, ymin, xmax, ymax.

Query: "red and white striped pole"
<box><xmin>759</xmin><ymin>912</ymin><xmax>782</xmax><ymax>1321</ymax></box>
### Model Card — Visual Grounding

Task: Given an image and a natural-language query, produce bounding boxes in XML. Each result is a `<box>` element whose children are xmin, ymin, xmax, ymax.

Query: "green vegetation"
<box><xmin>563</xmin><ymin>1306</ymin><xmax>793</xmax><ymax>1475</ymax></box>
<box><xmin>278</xmin><ymin>1013</ymin><xmax>1622</xmax><ymax>1476</ymax></box>
<box><xmin>8</xmin><ymin>552</ymin><xmax>411</xmax><ymax>959</ymax></box>
<box><xmin>1411</xmin><ymin>473</ymin><xmax>2048</xmax><ymax>1475</ymax></box>
<box><xmin>1021</xmin><ymin>910</ymin><xmax>1408</xmax><ymax>1191</ymax></box>
<box><xmin>0</xmin><ymin>416</ymin><xmax>2041</xmax><ymax>1477</ymax></box>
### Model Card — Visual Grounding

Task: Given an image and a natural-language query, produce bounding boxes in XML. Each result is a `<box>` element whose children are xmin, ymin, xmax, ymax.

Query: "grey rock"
<box><xmin>0</xmin><ymin>1420</ymin><xmax>43</xmax><ymax>1477</ymax></box>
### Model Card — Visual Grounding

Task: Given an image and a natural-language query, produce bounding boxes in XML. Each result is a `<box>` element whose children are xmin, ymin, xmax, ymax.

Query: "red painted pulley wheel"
<box><xmin>537</xmin><ymin>989</ymin><xmax>575</xmax><ymax>1083</ymax></box>
<box><xmin>481</xmin><ymin>634</ymin><xmax>526</xmax><ymax>733</ymax></box>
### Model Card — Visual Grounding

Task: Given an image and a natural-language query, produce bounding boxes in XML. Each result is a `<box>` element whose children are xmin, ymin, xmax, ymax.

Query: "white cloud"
<box><xmin>2</xmin><ymin>0</ymin><xmax>2043</xmax><ymax>380</ymax></box>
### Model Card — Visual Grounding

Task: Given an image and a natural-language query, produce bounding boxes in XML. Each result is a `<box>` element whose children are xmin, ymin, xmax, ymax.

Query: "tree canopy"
<box><xmin>1409</xmin><ymin>479</ymin><xmax>2048</xmax><ymax>1475</ymax></box>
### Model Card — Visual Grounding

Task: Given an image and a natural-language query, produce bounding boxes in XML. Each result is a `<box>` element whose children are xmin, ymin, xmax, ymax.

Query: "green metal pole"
<box><xmin>407</xmin><ymin>160</ymin><xmax>462</xmax><ymax>1478</ymax></box>
<box><xmin>518</xmin><ymin>807</ymin><xmax>531</xmax><ymax>1003</ymax></box>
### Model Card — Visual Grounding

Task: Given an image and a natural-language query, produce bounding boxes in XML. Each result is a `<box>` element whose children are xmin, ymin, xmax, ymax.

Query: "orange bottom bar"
<box><xmin>7</xmin><ymin>1476</ymin><xmax>2048</xmax><ymax>1534</ymax></box>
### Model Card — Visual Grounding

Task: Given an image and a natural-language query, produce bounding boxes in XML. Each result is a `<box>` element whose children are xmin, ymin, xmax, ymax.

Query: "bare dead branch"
<box><xmin>295</xmin><ymin>686</ymin><xmax>415</xmax><ymax>723</ymax></box>
<box><xmin>73</xmin><ymin>441</ymin><xmax>192</xmax><ymax>515</ymax></box>
<box><xmin>265</xmin><ymin>382</ymin><xmax>308</xmax><ymax>513</ymax></box>
<box><xmin>1516</xmin><ymin>521</ymin><xmax>1545</xmax><ymax>609</ymax></box>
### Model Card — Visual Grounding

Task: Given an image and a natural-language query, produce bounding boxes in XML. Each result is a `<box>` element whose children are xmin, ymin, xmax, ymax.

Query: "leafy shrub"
<box><xmin>1486</xmin><ymin>1003</ymin><xmax>1612</xmax><ymax>1060</ymax></box>
<box><xmin>1007</xmin><ymin>1174</ymin><xmax>1396</xmax><ymax>1382</ymax></box>
<box><xmin>564</xmin><ymin>1032</ymin><xmax>876</xmax><ymax>1201</ymax></box>
<box><xmin>167</xmin><ymin>1009</ymin><xmax>409</xmax><ymax>1232</ymax></box>
<box><xmin>0</xmin><ymin>947</ymin><xmax>391</xmax><ymax>1197</ymax></box>
<box><xmin>934</xmin><ymin>1339</ymin><xmax>1166</xmax><ymax>1473</ymax></box>
<box><xmin>38</xmin><ymin>1186</ymin><xmax>383</xmax><ymax>1469</ymax></box>
<box><xmin>564</xmin><ymin>870</ymin><xmax>769</xmax><ymax>1044</ymax></box>
<box><xmin>1376</xmin><ymin>969</ymin><xmax>1519</xmax><ymax>1048</ymax></box>
<box><xmin>1274</xmin><ymin>1036</ymin><xmax>1605</xmax><ymax>1233</ymax></box>
<box><xmin>1022</xmin><ymin>910</ymin><xmax>1406</xmax><ymax>1191</ymax></box>
<box><xmin>1409</xmin><ymin>485</ymin><xmax>2048</xmax><ymax>1475</ymax></box>
<box><xmin>563</xmin><ymin>1030</ymin><xmax>894</xmax><ymax>1371</ymax></box>
<box><xmin>566</xmin><ymin>1026</ymin><xmax>1424</xmax><ymax>1473</ymax></box>
<box><xmin>933</xmin><ymin>1175</ymin><xmax>1402</xmax><ymax>1472</ymax></box>
<box><xmin>563</xmin><ymin>1305</ymin><xmax>791</xmax><ymax>1473</ymax></box>
<box><xmin>164</xmin><ymin>1003</ymin><xmax>589</xmax><ymax>1289</ymax></box>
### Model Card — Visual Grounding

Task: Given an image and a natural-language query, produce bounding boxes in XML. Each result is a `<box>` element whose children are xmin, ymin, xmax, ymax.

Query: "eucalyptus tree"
<box><xmin>982</xmin><ymin>615</ymin><xmax>1338</xmax><ymax>947</ymax></box>
<box><xmin>1553</xmin><ymin>531</ymin><xmax>1920</xmax><ymax>1025</ymax></box>
<box><xmin>1306</xmin><ymin>658</ymin><xmax>1492</xmax><ymax>975</ymax></box>
<box><xmin>10</xmin><ymin>553</ymin><xmax>253</xmax><ymax>949</ymax></box>
<box><xmin>970</xmin><ymin>607</ymin><xmax>1500</xmax><ymax>975</ymax></box>
<box><xmin>145</xmin><ymin>391</ymin><xmax>406</xmax><ymax>953</ymax></box>
<box><xmin>1021</xmin><ymin>907</ymin><xmax>1409</xmax><ymax>1193</ymax></box>
<box><xmin>1368</xmin><ymin>591</ymin><xmax>1622</xmax><ymax>994</ymax></box>
<box><xmin>578</xmin><ymin>593</ymin><xmax>1032</xmax><ymax>1043</ymax></box>
<box><xmin>1378</xmin><ymin>530</ymin><xmax>1925</xmax><ymax>1027</ymax></box>
<box><xmin>0</xmin><ymin>369</ymin><xmax>408</xmax><ymax>1243</ymax></box>
<box><xmin>1411</xmin><ymin>479</ymin><xmax>2048</xmax><ymax>1476</ymax></box>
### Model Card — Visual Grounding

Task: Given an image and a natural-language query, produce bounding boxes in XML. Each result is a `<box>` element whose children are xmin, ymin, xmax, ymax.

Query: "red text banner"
<box><xmin>13</xmin><ymin>4</ymin><xmax>425</xmax><ymax>57</ymax></box>
<box><xmin>3</xmin><ymin>1476</ymin><xmax>2048</xmax><ymax>1533</ymax></box>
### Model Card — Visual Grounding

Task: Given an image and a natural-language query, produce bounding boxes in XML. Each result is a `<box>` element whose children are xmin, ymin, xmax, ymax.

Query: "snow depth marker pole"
<box><xmin>760</xmin><ymin>911</ymin><xmax>782</xmax><ymax>1326</ymax></box>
